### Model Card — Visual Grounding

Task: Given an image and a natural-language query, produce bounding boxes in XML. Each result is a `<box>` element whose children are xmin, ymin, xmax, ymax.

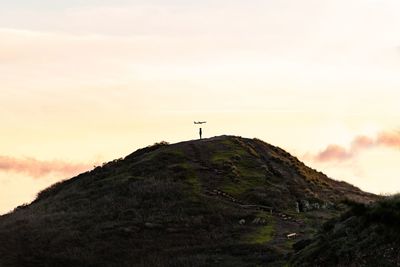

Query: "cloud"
<box><xmin>351</xmin><ymin>135</ymin><xmax>375</xmax><ymax>151</ymax></box>
<box><xmin>0</xmin><ymin>155</ymin><xmax>93</xmax><ymax>178</ymax></box>
<box><xmin>377</xmin><ymin>131</ymin><xmax>400</xmax><ymax>148</ymax></box>
<box><xmin>315</xmin><ymin>144</ymin><xmax>352</xmax><ymax>162</ymax></box>
<box><xmin>313</xmin><ymin>130</ymin><xmax>400</xmax><ymax>162</ymax></box>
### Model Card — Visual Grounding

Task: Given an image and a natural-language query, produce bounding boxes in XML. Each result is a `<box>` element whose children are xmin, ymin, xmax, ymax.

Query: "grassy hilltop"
<box><xmin>0</xmin><ymin>136</ymin><xmax>378</xmax><ymax>266</ymax></box>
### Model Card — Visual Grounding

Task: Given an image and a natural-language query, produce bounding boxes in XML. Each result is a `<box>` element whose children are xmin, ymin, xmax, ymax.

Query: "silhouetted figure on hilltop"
<box><xmin>194</xmin><ymin>121</ymin><xmax>206</xmax><ymax>140</ymax></box>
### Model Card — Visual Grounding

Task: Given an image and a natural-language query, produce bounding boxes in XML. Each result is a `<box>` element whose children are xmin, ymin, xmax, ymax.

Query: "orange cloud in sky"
<box><xmin>0</xmin><ymin>155</ymin><xmax>92</xmax><ymax>178</ymax></box>
<box><xmin>315</xmin><ymin>144</ymin><xmax>352</xmax><ymax>162</ymax></box>
<box><xmin>377</xmin><ymin>131</ymin><xmax>400</xmax><ymax>148</ymax></box>
<box><xmin>314</xmin><ymin>131</ymin><xmax>400</xmax><ymax>162</ymax></box>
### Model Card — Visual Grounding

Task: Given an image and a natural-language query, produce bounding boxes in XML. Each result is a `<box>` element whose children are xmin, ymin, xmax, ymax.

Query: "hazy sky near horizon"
<box><xmin>1</xmin><ymin>0</ymin><xmax>400</xmax><ymax>214</ymax></box>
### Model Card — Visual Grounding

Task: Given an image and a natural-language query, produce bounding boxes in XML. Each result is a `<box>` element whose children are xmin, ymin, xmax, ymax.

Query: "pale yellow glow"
<box><xmin>1</xmin><ymin>0</ymin><xmax>400</xmax><ymax>214</ymax></box>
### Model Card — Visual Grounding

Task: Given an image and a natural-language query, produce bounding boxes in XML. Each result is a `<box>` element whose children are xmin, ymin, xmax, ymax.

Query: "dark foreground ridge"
<box><xmin>292</xmin><ymin>194</ymin><xmax>400</xmax><ymax>266</ymax></box>
<box><xmin>0</xmin><ymin>136</ymin><xmax>378</xmax><ymax>266</ymax></box>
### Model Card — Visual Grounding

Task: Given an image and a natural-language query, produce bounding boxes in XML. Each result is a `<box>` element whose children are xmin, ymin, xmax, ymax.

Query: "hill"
<box><xmin>292</xmin><ymin>194</ymin><xmax>400</xmax><ymax>266</ymax></box>
<box><xmin>0</xmin><ymin>136</ymin><xmax>377</xmax><ymax>266</ymax></box>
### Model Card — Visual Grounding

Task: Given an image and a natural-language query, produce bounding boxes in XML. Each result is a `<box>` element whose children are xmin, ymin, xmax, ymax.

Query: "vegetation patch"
<box><xmin>211</xmin><ymin>150</ymin><xmax>247</xmax><ymax>163</ymax></box>
<box><xmin>223</xmin><ymin>175</ymin><xmax>265</xmax><ymax>196</ymax></box>
<box><xmin>292</xmin><ymin>194</ymin><xmax>400</xmax><ymax>266</ymax></box>
<box><xmin>246</xmin><ymin>223</ymin><xmax>275</xmax><ymax>244</ymax></box>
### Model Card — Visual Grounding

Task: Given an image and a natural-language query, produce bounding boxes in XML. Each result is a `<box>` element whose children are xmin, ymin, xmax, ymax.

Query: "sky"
<box><xmin>1</xmin><ymin>0</ymin><xmax>400</xmax><ymax>214</ymax></box>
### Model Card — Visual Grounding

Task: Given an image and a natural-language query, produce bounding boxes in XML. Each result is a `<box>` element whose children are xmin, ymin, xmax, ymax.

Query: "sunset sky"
<box><xmin>1</xmin><ymin>0</ymin><xmax>400</xmax><ymax>214</ymax></box>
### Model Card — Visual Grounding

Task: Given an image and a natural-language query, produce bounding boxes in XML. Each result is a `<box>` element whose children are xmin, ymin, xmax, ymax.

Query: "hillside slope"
<box><xmin>0</xmin><ymin>136</ymin><xmax>376</xmax><ymax>266</ymax></box>
<box><xmin>292</xmin><ymin>195</ymin><xmax>400</xmax><ymax>266</ymax></box>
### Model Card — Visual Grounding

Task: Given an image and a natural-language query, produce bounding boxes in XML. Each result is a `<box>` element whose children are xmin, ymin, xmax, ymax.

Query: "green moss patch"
<box><xmin>246</xmin><ymin>223</ymin><xmax>275</xmax><ymax>244</ymax></box>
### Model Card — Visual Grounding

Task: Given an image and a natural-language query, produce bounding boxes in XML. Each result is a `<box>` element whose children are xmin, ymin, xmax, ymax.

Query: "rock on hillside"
<box><xmin>0</xmin><ymin>136</ymin><xmax>377</xmax><ymax>267</ymax></box>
